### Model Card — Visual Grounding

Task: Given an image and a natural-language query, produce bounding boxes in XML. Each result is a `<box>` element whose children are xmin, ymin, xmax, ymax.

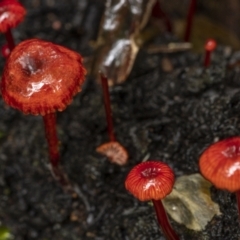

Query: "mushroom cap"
<box><xmin>96</xmin><ymin>141</ymin><xmax>128</xmax><ymax>166</ymax></box>
<box><xmin>1</xmin><ymin>38</ymin><xmax>86</xmax><ymax>115</ymax></box>
<box><xmin>125</xmin><ymin>161</ymin><xmax>174</xmax><ymax>201</ymax></box>
<box><xmin>0</xmin><ymin>0</ymin><xmax>26</xmax><ymax>32</ymax></box>
<box><xmin>205</xmin><ymin>39</ymin><xmax>217</xmax><ymax>52</ymax></box>
<box><xmin>199</xmin><ymin>137</ymin><xmax>240</xmax><ymax>192</ymax></box>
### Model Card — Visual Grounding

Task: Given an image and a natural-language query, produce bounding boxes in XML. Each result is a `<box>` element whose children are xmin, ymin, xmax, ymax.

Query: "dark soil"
<box><xmin>1</xmin><ymin>1</ymin><xmax>240</xmax><ymax>240</ymax></box>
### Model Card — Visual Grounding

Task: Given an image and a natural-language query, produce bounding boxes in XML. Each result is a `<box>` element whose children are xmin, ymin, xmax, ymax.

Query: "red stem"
<box><xmin>204</xmin><ymin>50</ymin><xmax>211</xmax><ymax>68</ymax></box>
<box><xmin>100</xmin><ymin>73</ymin><xmax>116</xmax><ymax>142</ymax></box>
<box><xmin>5</xmin><ymin>29</ymin><xmax>15</xmax><ymax>51</ymax></box>
<box><xmin>42</xmin><ymin>113</ymin><xmax>79</xmax><ymax>194</ymax></box>
<box><xmin>152</xmin><ymin>199</ymin><xmax>179</xmax><ymax>240</ymax></box>
<box><xmin>184</xmin><ymin>0</ymin><xmax>197</xmax><ymax>42</ymax></box>
<box><xmin>43</xmin><ymin>113</ymin><xmax>60</xmax><ymax>167</ymax></box>
<box><xmin>236</xmin><ymin>191</ymin><xmax>240</xmax><ymax>221</ymax></box>
<box><xmin>152</xmin><ymin>0</ymin><xmax>172</xmax><ymax>33</ymax></box>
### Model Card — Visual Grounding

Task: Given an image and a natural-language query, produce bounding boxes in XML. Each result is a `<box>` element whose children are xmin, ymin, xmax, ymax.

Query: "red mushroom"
<box><xmin>125</xmin><ymin>161</ymin><xmax>179</xmax><ymax>240</ymax></box>
<box><xmin>0</xmin><ymin>0</ymin><xmax>26</xmax><ymax>53</ymax></box>
<box><xmin>199</xmin><ymin>137</ymin><xmax>240</xmax><ymax>219</ymax></box>
<box><xmin>204</xmin><ymin>38</ymin><xmax>217</xmax><ymax>67</ymax></box>
<box><xmin>1</xmin><ymin>38</ymin><xmax>86</xmax><ymax>191</ymax></box>
<box><xmin>96</xmin><ymin>141</ymin><xmax>128</xmax><ymax>166</ymax></box>
<box><xmin>96</xmin><ymin>73</ymin><xmax>128</xmax><ymax>165</ymax></box>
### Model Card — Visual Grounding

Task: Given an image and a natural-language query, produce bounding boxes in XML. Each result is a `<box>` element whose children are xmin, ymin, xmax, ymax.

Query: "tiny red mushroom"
<box><xmin>204</xmin><ymin>38</ymin><xmax>217</xmax><ymax>67</ymax></box>
<box><xmin>96</xmin><ymin>141</ymin><xmax>128</xmax><ymax>166</ymax></box>
<box><xmin>1</xmin><ymin>38</ymin><xmax>86</xmax><ymax>191</ymax></box>
<box><xmin>96</xmin><ymin>73</ymin><xmax>128</xmax><ymax>165</ymax></box>
<box><xmin>0</xmin><ymin>0</ymin><xmax>26</xmax><ymax>53</ymax></box>
<box><xmin>199</xmin><ymin>137</ymin><xmax>240</xmax><ymax>219</ymax></box>
<box><xmin>125</xmin><ymin>161</ymin><xmax>179</xmax><ymax>240</ymax></box>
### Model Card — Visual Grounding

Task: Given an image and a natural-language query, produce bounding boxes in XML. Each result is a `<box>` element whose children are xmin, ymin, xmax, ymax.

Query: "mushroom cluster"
<box><xmin>0</xmin><ymin>1</ymin><xmax>237</xmax><ymax>239</ymax></box>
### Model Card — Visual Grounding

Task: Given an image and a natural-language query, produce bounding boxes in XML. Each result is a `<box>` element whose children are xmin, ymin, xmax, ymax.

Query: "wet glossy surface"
<box><xmin>199</xmin><ymin>137</ymin><xmax>240</xmax><ymax>192</ymax></box>
<box><xmin>205</xmin><ymin>39</ymin><xmax>217</xmax><ymax>51</ymax></box>
<box><xmin>95</xmin><ymin>0</ymin><xmax>155</xmax><ymax>85</ymax></box>
<box><xmin>125</xmin><ymin>161</ymin><xmax>174</xmax><ymax>201</ymax></box>
<box><xmin>102</xmin><ymin>0</ymin><xmax>152</xmax><ymax>32</ymax></box>
<box><xmin>0</xmin><ymin>0</ymin><xmax>26</xmax><ymax>32</ymax></box>
<box><xmin>1</xmin><ymin>38</ymin><xmax>86</xmax><ymax>115</ymax></box>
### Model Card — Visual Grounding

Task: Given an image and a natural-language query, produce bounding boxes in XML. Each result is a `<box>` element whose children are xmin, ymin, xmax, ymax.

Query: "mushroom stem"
<box><xmin>5</xmin><ymin>29</ymin><xmax>15</xmax><ymax>51</ymax></box>
<box><xmin>204</xmin><ymin>39</ymin><xmax>216</xmax><ymax>68</ymax></box>
<box><xmin>100</xmin><ymin>73</ymin><xmax>116</xmax><ymax>142</ymax></box>
<box><xmin>152</xmin><ymin>199</ymin><xmax>179</xmax><ymax>240</ymax></box>
<box><xmin>43</xmin><ymin>112</ymin><xmax>60</xmax><ymax>167</ymax></box>
<box><xmin>43</xmin><ymin>112</ymin><xmax>76</xmax><ymax>193</ymax></box>
<box><xmin>184</xmin><ymin>0</ymin><xmax>196</xmax><ymax>42</ymax></box>
<box><xmin>204</xmin><ymin>50</ymin><xmax>211</xmax><ymax>67</ymax></box>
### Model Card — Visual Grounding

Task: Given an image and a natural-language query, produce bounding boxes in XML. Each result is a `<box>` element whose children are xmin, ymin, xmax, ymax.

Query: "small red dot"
<box><xmin>205</xmin><ymin>39</ymin><xmax>217</xmax><ymax>51</ymax></box>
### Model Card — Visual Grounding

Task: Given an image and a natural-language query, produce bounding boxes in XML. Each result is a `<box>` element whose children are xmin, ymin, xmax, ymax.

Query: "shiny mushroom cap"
<box><xmin>0</xmin><ymin>0</ymin><xmax>26</xmax><ymax>32</ymax></box>
<box><xmin>205</xmin><ymin>39</ymin><xmax>217</xmax><ymax>52</ymax></box>
<box><xmin>199</xmin><ymin>137</ymin><xmax>240</xmax><ymax>192</ymax></box>
<box><xmin>1</xmin><ymin>38</ymin><xmax>86</xmax><ymax>115</ymax></box>
<box><xmin>125</xmin><ymin>161</ymin><xmax>174</xmax><ymax>201</ymax></box>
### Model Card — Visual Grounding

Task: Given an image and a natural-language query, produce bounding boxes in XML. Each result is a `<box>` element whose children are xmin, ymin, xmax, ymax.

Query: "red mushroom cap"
<box><xmin>125</xmin><ymin>161</ymin><xmax>174</xmax><ymax>201</ymax></box>
<box><xmin>0</xmin><ymin>0</ymin><xmax>26</xmax><ymax>32</ymax></box>
<box><xmin>205</xmin><ymin>39</ymin><xmax>217</xmax><ymax>52</ymax></box>
<box><xmin>96</xmin><ymin>141</ymin><xmax>128</xmax><ymax>166</ymax></box>
<box><xmin>199</xmin><ymin>137</ymin><xmax>240</xmax><ymax>192</ymax></box>
<box><xmin>1</xmin><ymin>38</ymin><xmax>86</xmax><ymax>115</ymax></box>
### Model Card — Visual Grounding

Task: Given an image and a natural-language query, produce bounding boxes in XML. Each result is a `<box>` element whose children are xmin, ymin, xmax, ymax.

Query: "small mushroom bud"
<box><xmin>204</xmin><ymin>38</ymin><xmax>217</xmax><ymax>67</ymax></box>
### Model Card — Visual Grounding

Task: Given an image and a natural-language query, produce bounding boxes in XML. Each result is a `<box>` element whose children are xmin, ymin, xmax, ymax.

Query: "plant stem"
<box><xmin>184</xmin><ymin>0</ymin><xmax>196</xmax><ymax>42</ymax></box>
<box><xmin>152</xmin><ymin>199</ymin><xmax>179</xmax><ymax>240</ymax></box>
<box><xmin>204</xmin><ymin>50</ymin><xmax>211</xmax><ymax>67</ymax></box>
<box><xmin>43</xmin><ymin>112</ymin><xmax>76</xmax><ymax>193</ymax></box>
<box><xmin>43</xmin><ymin>112</ymin><xmax>60</xmax><ymax>167</ymax></box>
<box><xmin>204</xmin><ymin>39</ymin><xmax>216</xmax><ymax>67</ymax></box>
<box><xmin>152</xmin><ymin>0</ymin><xmax>172</xmax><ymax>33</ymax></box>
<box><xmin>5</xmin><ymin>29</ymin><xmax>15</xmax><ymax>51</ymax></box>
<box><xmin>100</xmin><ymin>73</ymin><xmax>116</xmax><ymax>142</ymax></box>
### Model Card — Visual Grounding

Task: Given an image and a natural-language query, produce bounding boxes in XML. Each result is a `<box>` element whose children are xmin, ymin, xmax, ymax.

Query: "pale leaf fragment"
<box><xmin>162</xmin><ymin>173</ymin><xmax>221</xmax><ymax>231</ymax></box>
